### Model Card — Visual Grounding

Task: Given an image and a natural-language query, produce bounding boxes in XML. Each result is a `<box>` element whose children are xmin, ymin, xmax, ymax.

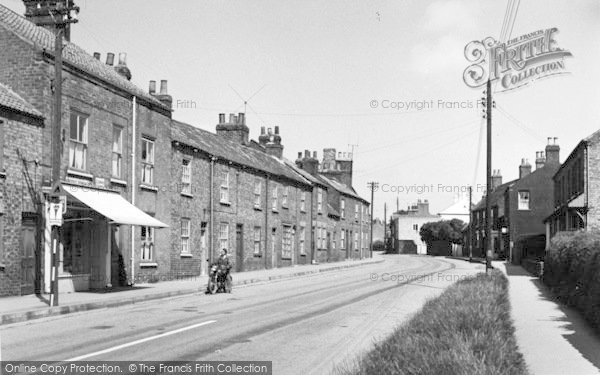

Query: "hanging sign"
<box><xmin>463</xmin><ymin>28</ymin><xmax>572</xmax><ymax>91</ymax></box>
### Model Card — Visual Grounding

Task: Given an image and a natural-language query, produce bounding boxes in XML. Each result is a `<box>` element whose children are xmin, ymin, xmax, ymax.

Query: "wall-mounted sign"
<box><xmin>463</xmin><ymin>28</ymin><xmax>572</xmax><ymax>91</ymax></box>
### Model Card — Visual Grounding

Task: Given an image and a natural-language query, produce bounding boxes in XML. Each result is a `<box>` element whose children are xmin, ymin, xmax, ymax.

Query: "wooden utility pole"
<box><xmin>468</xmin><ymin>185</ymin><xmax>473</xmax><ymax>262</ymax></box>
<box><xmin>485</xmin><ymin>79</ymin><xmax>493</xmax><ymax>273</ymax></box>
<box><xmin>29</xmin><ymin>1</ymin><xmax>79</xmax><ymax>306</ymax></box>
<box><xmin>367</xmin><ymin>182</ymin><xmax>378</xmax><ymax>258</ymax></box>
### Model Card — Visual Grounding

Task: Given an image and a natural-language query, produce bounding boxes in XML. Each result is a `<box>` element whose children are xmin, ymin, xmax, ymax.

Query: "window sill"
<box><xmin>140</xmin><ymin>184</ymin><xmax>158</xmax><ymax>192</ymax></box>
<box><xmin>300</xmin><ymin>253</ymin><xmax>307</xmax><ymax>257</ymax></box>
<box><xmin>220</xmin><ymin>200</ymin><xmax>231</xmax><ymax>206</ymax></box>
<box><xmin>181</xmin><ymin>192</ymin><xmax>194</xmax><ymax>198</ymax></box>
<box><xmin>180</xmin><ymin>253</ymin><xmax>193</xmax><ymax>258</ymax></box>
<box><xmin>281</xmin><ymin>257</ymin><xmax>292</xmax><ymax>261</ymax></box>
<box><xmin>300</xmin><ymin>209</ymin><xmax>306</xmax><ymax>214</ymax></box>
<box><xmin>272</xmin><ymin>208</ymin><xmax>279</xmax><ymax>213</ymax></box>
<box><xmin>254</xmin><ymin>205</ymin><xmax>262</xmax><ymax>211</ymax></box>
<box><xmin>140</xmin><ymin>262</ymin><xmax>158</xmax><ymax>268</ymax></box>
<box><xmin>110</xmin><ymin>178</ymin><xmax>127</xmax><ymax>187</ymax></box>
<box><xmin>282</xmin><ymin>205</ymin><xmax>288</xmax><ymax>209</ymax></box>
<box><xmin>0</xmin><ymin>171</ymin><xmax>6</xmax><ymax>180</ymax></box>
<box><xmin>67</xmin><ymin>169</ymin><xmax>93</xmax><ymax>180</ymax></box>
<box><xmin>0</xmin><ymin>263</ymin><xmax>5</xmax><ymax>271</ymax></box>
<box><xmin>253</xmin><ymin>253</ymin><xmax>262</xmax><ymax>258</ymax></box>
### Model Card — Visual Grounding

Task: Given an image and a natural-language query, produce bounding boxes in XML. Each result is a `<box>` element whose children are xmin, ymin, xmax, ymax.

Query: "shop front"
<box><xmin>43</xmin><ymin>183</ymin><xmax>168</xmax><ymax>293</ymax></box>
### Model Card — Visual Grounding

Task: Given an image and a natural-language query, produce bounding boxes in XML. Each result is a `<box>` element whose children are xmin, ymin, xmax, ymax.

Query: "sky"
<box><xmin>4</xmin><ymin>0</ymin><xmax>599</xmax><ymax>220</ymax></box>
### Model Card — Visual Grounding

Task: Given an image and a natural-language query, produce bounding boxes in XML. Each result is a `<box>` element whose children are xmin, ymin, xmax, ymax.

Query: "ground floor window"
<box><xmin>299</xmin><ymin>226</ymin><xmax>306</xmax><ymax>255</ymax></box>
<box><xmin>219</xmin><ymin>223</ymin><xmax>229</xmax><ymax>252</ymax></box>
<box><xmin>282</xmin><ymin>225</ymin><xmax>293</xmax><ymax>259</ymax></box>
<box><xmin>141</xmin><ymin>226</ymin><xmax>154</xmax><ymax>261</ymax></box>
<box><xmin>254</xmin><ymin>226</ymin><xmax>261</xmax><ymax>255</ymax></box>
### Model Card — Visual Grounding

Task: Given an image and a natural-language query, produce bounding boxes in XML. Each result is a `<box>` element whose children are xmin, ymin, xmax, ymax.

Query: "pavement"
<box><xmin>494</xmin><ymin>261</ymin><xmax>600</xmax><ymax>375</ymax></box>
<box><xmin>0</xmin><ymin>254</ymin><xmax>384</xmax><ymax>326</ymax></box>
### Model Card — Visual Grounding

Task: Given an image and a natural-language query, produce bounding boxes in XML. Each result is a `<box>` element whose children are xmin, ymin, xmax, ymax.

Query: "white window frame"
<box><xmin>254</xmin><ymin>179</ymin><xmax>262</xmax><ymax>208</ymax></box>
<box><xmin>220</xmin><ymin>171</ymin><xmax>230</xmax><ymax>203</ymax></box>
<box><xmin>181</xmin><ymin>159</ymin><xmax>192</xmax><ymax>194</ymax></box>
<box><xmin>355</xmin><ymin>203</ymin><xmax>359</xmax><ymax>220</ymax></box>
<box><xmin>282</xmin><ymin>225</ymin><xmax>292</xmax><ymax>259</ymax></box>
<box><xmin>282</xmin><ymin>186</ymin><xmax>289</xmax><ymax>208</ymax></box>
<box><xmin>300</xmin><ymin>191</ymin><xmax>306</xmax><ymax>212</ymax></box>
<box><xmin>341</xmin><ymin>230</ymin><xmax>346</xmax><ymax>249</ymax></box>
<box><xmin>317</xmin><ymin>188</ymin><xmax>323</xmax><ymax>213</ymax></box>
<box><xmin>112</xmin><ymin>125</ymin><xmax>123</xmax><ymax>178</ymax></box>
<box><xmin>141</xmin><ymin>226</ymin><xmax>154</xmax><ymax>261</ymax></box>
<box><xmin>219</xmin><ymin>222</ymin><xmax>229</xmax><ymax>252</ymax></box>
<box><xmin>518</xmin><ymin>191</ymin><xmax>530</xmax><ymax>210</ymax></box>
<box><xmin>253</xmin><ymin>226</ymin><xmax>261</xmax><ymax>255</ymax></box>
<box><xmin>354</xmin><ymin>232</ymin><xmax>358</xmax><ymax>250</ymax></box>
<box><xmin>341</xmin><ymin>198</ymin><xmax>346</xmax><ymax>219</ymax></box>
<box><xmin>181</xmin><ymin>218</ymin><xmax>191</xmax><ymax>254</ymax></box>
<box><xmin>69</xmin><ymin>113</ymin><xmax>88</xmax><ymax>171</ymax></box>
<box><xmin>141</xmin><ymin>138</ymin><xmax>155</xmax><ymax>185</ymax></box>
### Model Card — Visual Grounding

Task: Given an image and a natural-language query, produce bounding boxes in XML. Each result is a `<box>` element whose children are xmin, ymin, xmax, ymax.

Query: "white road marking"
<box><xmin>65</xmin><ymin>320</ymin><xmax>217</xmax><ymax>361</ymax></box>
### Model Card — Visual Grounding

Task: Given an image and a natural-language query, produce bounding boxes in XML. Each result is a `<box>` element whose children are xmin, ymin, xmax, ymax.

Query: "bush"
<box><xmin>372</xmin><ymin>240</ymin><xmax>385</xmax><ymax>252</ymax></box>
<box><xmin>543</xmin><ymin>230</ymin><xmax>600</xmax><ymax>334</ymax></box>
<box><xmin>336</xmin><ymin>271</ymin><xmax>528</xmax><ymax>375</ymax></box>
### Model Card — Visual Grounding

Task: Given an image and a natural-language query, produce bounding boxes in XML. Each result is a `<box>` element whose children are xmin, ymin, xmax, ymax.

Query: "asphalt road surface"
<box><xmin>1</xmin><ymin>255</ymin><xmax>483</xmax><ymax>374</ymax></box>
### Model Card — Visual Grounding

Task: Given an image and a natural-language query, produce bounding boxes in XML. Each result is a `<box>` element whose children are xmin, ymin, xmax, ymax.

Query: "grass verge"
<box><xmin>336</xmin><ymin>270</ymin><xmax>528</xmax><ymax>375</ymax></box>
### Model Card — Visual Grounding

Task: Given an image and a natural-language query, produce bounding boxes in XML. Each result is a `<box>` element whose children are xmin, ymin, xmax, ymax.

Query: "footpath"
<box><xmin>494</xmin><ymin>261</ymin><xmax>600</xmax><ymax>375</ymax></box>
<box><xmin>0</xmin><ymin>254</ymin><xmax>383</xmax><ymax>325</ymax></box>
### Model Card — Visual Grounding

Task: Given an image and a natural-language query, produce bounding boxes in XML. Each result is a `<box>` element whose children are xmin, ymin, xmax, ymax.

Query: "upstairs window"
<box><xmin>518</xmin><ymin>191</ymin><xmax>530</xmax><ymax>210</ymax></box>
<box><xmin>272</xmin><ymin>185</ymin><xmax>278</xmax><ymax>211</ymax></box>
<box><xmin>141</xmin><ymin>138</ymin><xmax>154</xmax><ymax>185</ymax></box>
<box><xmin>69</xmin><ymin>113</ymin><xmax>88</xmax><ymax>170</ymax></box>
<box><xmin>300</xmin><ymin>191</ymin><xmax>306</xmax><ymax>212</ymax></box>
<box><xmin>341</xmin><ymin>198</ymin><xmax>346</xmax><ymax>219</ymax></box>
<box><xmin>282</xmin><ymin>186</ymin><xmax>289</xmax><ymax>208</ymax></box>
<box><xmin>181</xmin><ymin>159</ymin><xmax>191</xmax><ymax>194</ymax></box>
<box><xmin>254</xmin><ymin>180</ymin><xmax>262</xmax><ymax>207</ymax></box>
<box><xmin>220</xmin><ymin>171</ymin><xmax>230</xmax><ymax>203</ymax></box>
<box><xmin>317</xmin><ymin>189</ymin><xmax>323</xmax><ymax>213</ymax></box>
<box><xmin>112</xmin><ymin>126</ymin><xmax>123</xmax><ymax>178</ymax></box>
<box><xmin>355</xmin><ymin>203</ymin><xmax>359</xmax><ymax>219</ymax></box>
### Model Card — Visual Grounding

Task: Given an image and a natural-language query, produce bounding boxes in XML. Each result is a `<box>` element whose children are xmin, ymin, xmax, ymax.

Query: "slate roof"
<box><xmin>317</xmin><ymin>174</ymin><xmax>368</xmax><ymax>203</ymax></box>
<box><xmin>0</xmin><ymin>82</ymin><xmax>43</xmax><ymax>118</ymax></box>
<box><xmin>171</xmin><ymin>120</ymin><xmax>311</xmax><ymax>185</ymax></box>
<box><xmin>0</xmin><ymin>4</ymin><xmax>166</xmax><ymax>109</ymax></box>
<box><xmin>473</xmin><ymin>180</ymin><xmax>517</xmax><ymax>211</ymax></box>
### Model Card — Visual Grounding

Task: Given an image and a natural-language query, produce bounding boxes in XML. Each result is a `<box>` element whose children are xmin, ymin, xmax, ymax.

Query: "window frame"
<box><xmin>181</xmin><ymin>218</ymin><xmax>191</xmax><ymax>254</ymax></box>
<box><xmin>220</xmin><ymin>170</ymin><xmax>230</xmax><ymax>203</ymax></box>
<box><xmin>112</xmin><ymin>125</ymin><xmax>123</xmax><ymax>178</ymax></box>
<box><xmin>518</xmin><ymin>191</ymin><xmax>530</xmax><ymax>210</ymax></box>
<box><xmin>253</xmin><ymin>226</ymin><xmax>261</xmax><ymax>255</ymax></box>
<box><xmin>141</xmin><ymin>226</ymin><xmax>154</xmax><ymax>261</ymax></box>
<box><xmin>219</xmin><ymin>222</ymin><xmax>229</xmax><ymax>252</ymax></box>
<box><xmin>181</xmin><ymin>159</ymin><xmax>192</xmax><ymax>195</ymax></box>
<box><xmin>141</xmin><ymin>137</ymin><xmax>155</xmax><ymax>185</ymax></box>
<box><xmin>69</xmin><ymin>113</ymin><xmax>89</xmax><ymax>171</ymax></box>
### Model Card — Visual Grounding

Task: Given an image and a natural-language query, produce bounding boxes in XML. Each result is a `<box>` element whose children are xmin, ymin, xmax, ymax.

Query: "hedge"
<box><xmin>543</xmin><ymin>230</ymin><xmax>600</xmax><ymax>334</ymax></box>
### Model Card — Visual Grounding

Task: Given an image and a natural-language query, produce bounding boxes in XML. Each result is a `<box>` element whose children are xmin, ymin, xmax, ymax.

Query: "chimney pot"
<box><xmin>548</xmin><ymin>137</ymin><xmax>552</xmax><ymax>145</ymax></box>
<box><xmin>275</xmin><ymin>126</ymin><xmax>279</xmax><ymax>135</ymax></box>
<box><xmin>219</xmin><ymin>113</ymin><xmax>225</xmax><ymax>123</ymax></box>
<box><xmin>106</xmin><ymin>52</ymin><xmax>115</xmax><ymax>66</ymax></box>
<box><xmin>238</xmin><ymin>113</ymin><xmax>245</xmax><ymax>124</ymax></box>
<box><xmin>149</xmin><ymin>80</ymin><xmax>156</xmax><ymax>94</ymax></box>
<box><xmin>118</xmin><ymin>52</ymin><xmax>127</xmax><ymax>66</ymax></box>
<box><xmin>261</xmin><ymin>126</ymin><xmax>265</xmax><ymax>135</ymax></box>
<box><xmin>554</xmin><ymin>137</ymin><xmax>558</xmax><ymax>145</ymax></box>
<box><xmin>93</xmin><ymin>52</ymin><xmax>101</xmax><ymax>60</ymax></box>
<box><xmin>268</xmin><ymin>127</ymin><xmax>273</xmax><ymax>135</ymax></box>
<box><xmin>229</xmin><ymin>113</ymin><xmax>235</xmax><ymax>123</ymax></box>
<box><xmin>298</xmin><ymin>152</ymin><xmax>302</xmax><ymax>158</ymax></box>
<box><xmin>159</xmin><ymin>80</ymin><xmax>168</xmax><ymax>95</ymax></box>
<box><xmin>313</xmin><ymin>151</ymin><xmax>317</xmax><ymax>158</ymax></box>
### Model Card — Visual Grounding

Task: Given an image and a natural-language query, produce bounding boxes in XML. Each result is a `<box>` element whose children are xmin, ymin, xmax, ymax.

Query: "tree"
<box><xmin>419</xmin><ymin>219</ymin><xmax>465</xmax><ymax>251</ymax></box>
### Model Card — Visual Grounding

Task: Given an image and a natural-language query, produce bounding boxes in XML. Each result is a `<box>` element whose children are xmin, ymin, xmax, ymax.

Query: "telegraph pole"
<box><xmin>28</xmin><ymin>1</ymin><xmax>79</xmax><ymax>306</ymax></box>
<box><xmin>468</xmin><ymin>185</ymin><xmax>473</xmax><ymax>262</ymax></box>
<box><xmin>484</xmin><ymin>79</ymin><xmax>493</xmax><ymax>273</ymax></box>
<box><xmin>367</xmin><ymin>182</ymin><xmax>378</xmax><ymax>258</ymax></box>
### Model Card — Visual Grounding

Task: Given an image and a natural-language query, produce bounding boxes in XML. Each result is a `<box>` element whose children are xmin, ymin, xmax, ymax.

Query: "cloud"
<box><xmin>409</xmin><ymin>35</ymin><xmax>467</xmax><ymax>75</ymax></box>
<box><xmin>423</xmin><ymin>0</ymin><xmax>478</xmax><ymax>33</ymax></box>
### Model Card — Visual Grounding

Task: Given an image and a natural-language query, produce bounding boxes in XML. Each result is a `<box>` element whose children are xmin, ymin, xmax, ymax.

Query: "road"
<box><xmin>1</xmin><ymin>255</ymin><xmax>483</xmax><ymax>374</ymax></box>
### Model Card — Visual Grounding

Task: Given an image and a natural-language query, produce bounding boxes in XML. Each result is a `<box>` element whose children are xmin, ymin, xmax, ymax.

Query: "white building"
<box><xmin>390</xmin><ymin>200</ymin><xmax>440</xmax><ymax>254</ymax></box>
<box><xmin>438</xmin><ymin>194</ymin><xmax>471</xmax><ymax>223</ymax></box>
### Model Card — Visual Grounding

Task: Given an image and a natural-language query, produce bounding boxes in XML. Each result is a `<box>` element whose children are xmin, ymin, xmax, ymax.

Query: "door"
<box><xmin>20</xmin><ymin>219</ymin><xmax>37</xmax><ymax>295</ymax></box>
<box><xmin>326</xmin><ymin>232</ymin><xmax>331</xmax><ymax>262</ymax></box>
<box><xmin>200</xmin><ymin>222</ymin><xmax>207</xmax><ymax>275</ymax></box>
<box><xmin>235</xmin><ymin>224</ymin><xmax>243</xmax><ymax>272</ymax></box>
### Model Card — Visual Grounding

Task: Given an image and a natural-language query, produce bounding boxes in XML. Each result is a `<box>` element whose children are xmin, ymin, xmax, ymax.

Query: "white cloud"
<box><xmin>409</xmin><ymin>35</ymin><xmax>467</xmax><ymax>75</ymax></box>
<box><xmin>423</xmin><ymin>0</ymin><xmax>478</xmax><ymax>33</ymax></box>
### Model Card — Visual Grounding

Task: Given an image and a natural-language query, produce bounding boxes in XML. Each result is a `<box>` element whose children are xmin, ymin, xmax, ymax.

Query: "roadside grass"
<box><xmin>334</xmin><ymin>270</ymin><xmax>528</xmax><ymax>375</ymax></box>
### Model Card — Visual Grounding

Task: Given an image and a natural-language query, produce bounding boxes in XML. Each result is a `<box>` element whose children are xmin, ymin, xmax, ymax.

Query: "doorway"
<box><xmin>20</xmin><ymin>216</ymin><xmax>37</xmax><ymax>295</ymax></box>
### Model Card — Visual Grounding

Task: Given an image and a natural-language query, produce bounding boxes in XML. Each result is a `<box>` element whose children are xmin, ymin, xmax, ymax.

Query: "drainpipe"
<box><xmin>210</xmin><ymin>156</ymin><xmax>216</xmax><ymax>265</ymax></box>
<box><xmin>310</xmin><ymin>188</ymin><xmax>314</xmax><ymax>263</ymax></box>
<box><xmin>264</xmin><ymin>174</ymin><xmax>269</xmax><ymax>269</ymax></box>
<box><xmin>130</xmin><ymin>96</ymin><xmax>137</xmax><ymax>285</ymax></box>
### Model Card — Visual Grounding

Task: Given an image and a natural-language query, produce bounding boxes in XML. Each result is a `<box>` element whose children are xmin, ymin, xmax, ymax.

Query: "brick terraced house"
<box><xmin>0</xmin><ymin>3</ymin><xmax>370</xmax><ymax>295</ymax></box>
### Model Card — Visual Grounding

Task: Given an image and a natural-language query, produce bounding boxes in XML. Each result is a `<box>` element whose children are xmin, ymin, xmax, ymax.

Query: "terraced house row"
<box><xmin>0</xmin><ymin>3</ymin><xmax>370</xmax><ymax>296</ymax></box>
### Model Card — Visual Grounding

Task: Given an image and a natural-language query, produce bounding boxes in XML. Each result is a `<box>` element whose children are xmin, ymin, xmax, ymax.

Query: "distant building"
<box><xmin>545</xmin><ymin>131</ymin><xmax>600</xmax><ymax>245</ymax></box>
<box><xmin>390</xmin><ymin>200</ymin><xmax>440</xmax><ymax>254</ymax></box>
<box><xmin>438</xmin><ymin>195</ymin><xmax>471</xmax><ymax>223</ymax></box>
<box><xmin>372</xmin><ymin>218</ymin><xmax>384</xmax><ymax>243</ymax></box>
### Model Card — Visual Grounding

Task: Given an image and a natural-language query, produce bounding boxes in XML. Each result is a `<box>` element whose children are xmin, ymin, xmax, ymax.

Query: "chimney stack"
<box><xmin>519</xmin><ymin>159</ymin><xmax>532</xmax><ymax>179</ymax></box>
<box><xmin>491</xmin><ymin>169</ymin><xmax>503</xmax><ymax>190</ymax></box>
<box><xmin>150</xmin><ymin>79</ymin><xmax>172</xmax><ymax>109</ymax></box>
<box><xmin>93</xmin><ymin>52</ymin><xmax>101</xmax><ymax>60</ymax></box>
<box><xmin>114</xmin><ymin>52</ymin><xmax>132</xmax><ymax>81</ymax></box>
<box><xmin>106</xmin><ymin>53</ymin><xmax>115</xmax><ymax>66</ymax></box>
<box><xmin>535</xmin><ymin>151</ymin><xmax>546</xmax><ymax>169</ymax></box>
<box><xmin>216</xmin><ymin>111</ymin><xmax>249</xmax><ymax>145</ymax></box>
<box><xmin>149</xmin><ymin>80</ymin><xmax>156</xmax><ymax>94</ymax></box>
<box><xmin>298</xmin><ymin>150</ymin><xmax>319</xmax><ymax>175</ymax></box>
<box><xmin>265</xmin><ymin>126</ymin><xmax>284</xmax><ymax>158</ymax></box>
<box><xmin>545</xmin><ymin>137</ymin><xmax>560</xmax><ymax>165</ymax></box>
<box><xmin>24</xmin><ymin>0</ymin><xmax>77</xmax><ymax>41</ymax></box>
